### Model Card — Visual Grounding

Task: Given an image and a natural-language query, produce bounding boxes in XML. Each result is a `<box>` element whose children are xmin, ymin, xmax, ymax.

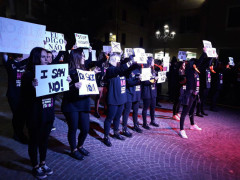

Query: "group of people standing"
<box><xmin>1</xmin><ymin>44</ymin><xmax>233</xmax><ymax>179</ymax></box>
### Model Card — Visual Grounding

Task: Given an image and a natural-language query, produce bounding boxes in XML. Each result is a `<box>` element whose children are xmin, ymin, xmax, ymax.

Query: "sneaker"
<box><xmin>172</xmin><ymin>115</ymin><xmax>180</xmax><ymax>121</ymax></box>
<box><xmin>177</xmin><ymin>113</ymin><xmax>181</xmax><ymax>118</ymax></box>
<box><xmin>122</xmin><ymin>129</ymin><xmax>132</xmax><ymax>138</ymax></box>
<box><xmin>113</xmin><ymin>132</ymin><xmax>125</xmax><ymax>140</ymax></box>
<box><xmin>196</xmin><ymin>113</ymin><xmax>204</xmax><ymax>117</ymax></box>
<box><xmin>71</xmin><ymin>150</ymin><xmax>84</xmax><ymax>160</ymax></box>
<box><xmin>40</xmin><ymin>164</ymin><xmax>53</xmax><ymax>175</ymax></box>
<box><xmin>201</xmin><ymin>111</ymin><xmax>208</xmax><ymax>116</ymax></box>
<box><xmin>78</xmin><ymin>147</ymin><xmax>89</xmax><ymax>156</ymax></box>
<box><xmin>51</xmin><ymin>126</ymin><xmax>56</xmax><ymax>131</ymax></box>
<box><xmin>133</xmin><ymin>126</ymin><xmax>143</xmax><ymax>133</ymax></box>
<box><xmin>179</xmin><ymin>130</ymin><xmax>188</xmax><ymax>139</ymax></box>
<box><xmin>32</xmin><ymin>167</ymin><xmax>47</xmax><ymax>179</ymax></box>
<box><xmin>150</xmin><ymin>121</ymin><xmax>159</xmax><ymax>127</ymax></box>
<box><xmin>190</xmin><ymin>124</ymin><xmax>202</xmax><ymax>131</ymax></box>
<box><xmin>142</xmin><ymin>124</ymin><xmax>151</xmax><ymax>130</ymax></box>
<box><xmin>103</xmin><ymin>136</ymin><xmax>112</xmax><ymax>147</ymax></box>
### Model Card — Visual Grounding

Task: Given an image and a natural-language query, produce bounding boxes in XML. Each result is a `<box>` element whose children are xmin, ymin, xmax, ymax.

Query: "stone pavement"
<box><xmin>0</xmin><ymin>69</ymin><xmax>240</xmax><ymax>180</ymax></box>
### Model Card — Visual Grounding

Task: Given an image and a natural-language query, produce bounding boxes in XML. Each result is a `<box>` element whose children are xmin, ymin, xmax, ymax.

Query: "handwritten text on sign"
<box><xmin>77</xmin><ymin>70</ymin><xmax>99</xmax><ymax>95</ymax></box>
<box><xmin>35</xmin><ymin>64</ymin><xmax>69</xmax><ymax>97</ymax></box>
<box><xmin>75</xmin><ymin>33</ymin><xmax>90</xmax><ymax>48</ymax></box>
<box><xmin>157</xmin><ymin>71</ymin><xmax>167</xmax><ymax>83</ymax></box>
<box><xmin>133</xmin><ymin>48</ymin><xmax>147</xmax><ymax>64</ymax></box>
<box><xmin>206</xmin><ymin>48</ymin><xmax>217</xmax><ymax>58</ymax></box>
<box><xmin>45</xmin><ymin>31</ymin><xmax>65</xmax><ymax>52</ymax></box>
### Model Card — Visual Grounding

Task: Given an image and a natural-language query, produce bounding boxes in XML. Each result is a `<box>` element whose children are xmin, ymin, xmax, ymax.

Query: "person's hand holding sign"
<box><xmin>67</xmin><ymin>75</ymin><xmax>72</xmax><ymax>83</ymax></box>
<box><xmin>75</xmin><ymin>82</ymin><xmax>82</xmax><ymax>89</ymax></box>
<box><xmin>32</xmin><ymin>78</ymin><xmax>38</xmax><ymax>88</ymax></box>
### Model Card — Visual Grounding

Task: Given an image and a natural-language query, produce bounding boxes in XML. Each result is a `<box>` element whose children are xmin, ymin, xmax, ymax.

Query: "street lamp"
<box><xmin>155</xmin><ymin>25</ymin><xmax>176</xmax><ymax>55</ymax></box>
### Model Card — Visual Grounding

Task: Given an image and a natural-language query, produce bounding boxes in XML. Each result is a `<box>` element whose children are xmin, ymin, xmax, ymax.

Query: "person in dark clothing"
<box><xmin>21</xmin><ymin>47</ymin><xmax>65</xmax><ymax>179</ymax></box>
<box><xmin>103</xmin><ymin>53</ymin><xmax>138</xmax><ymax>147</ymax></box>
<box><xmin>172</xmin><ymin>61</ymin><xmax>186</xmax><ymax>121</ymax></box>
<box><xmin>168</xmin><ymin>56</ymin><xmax>178</xmax><ymax>102</ymax></box>
<box><xmin>154</xmin><ymin>59</ymin><xmax>163</xmax><ymax>107</ymax></box>
<box><xmin>179</xmin><ymin>56</ymin><xmax>204</xmax><ymax>139</ymax></box>
<box><xmin>61</xmin><ymin>47</ymin><xmax>92</xmax><ymax>160</ymax></box>
<box><xmin>2</xmin><ymin>53</ymin><xmax>28</xmax><ymax>144</ymax></box>
<box><xmin>122</xmin><ymin>56</ymin><xmax>143</xmax><ymax>137</ymax></box>
<box><xmin>141</xmin><ymin>57</ymin><xmax>159</xmax><ymax>130</ymax></box>
<box><xmin>196</xmin><ymin>52</ymin><xmax>215</xmax><ymax>117</ymax></box>
<box><xmin>94</xmin><ymin>52</ymin><xmax>109</xmax><ymax>118</ymax></box>
<box><xmin>209</xmin><ymin>59</ymin><xmax>224</xmax><ymax>111</ymax></box>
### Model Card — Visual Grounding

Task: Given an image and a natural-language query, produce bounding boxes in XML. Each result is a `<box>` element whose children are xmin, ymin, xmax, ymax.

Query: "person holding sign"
<box><xmin>2</xmin><ymin>53</ymin><xmax>28</xmax><ymax>144</ymax></box>
<box><xmin>122</xmin><ymin>56</ymin><xmax>143</xmax><ymax>136</ymax></box>
<box><xmin>172</xmin><ymin>61</ymin><xmax>186</xmax><ymax>121</ymax></box>
<box><xmin>103</xmin><ymin>52</ymin><xmax>138</xmax><ymax>147</ymax></box>
<box><xmin>179</xmin><ymin>57</ymin><xmax>203</xmax><ymax>139</ymax></box>
<box><xmin>196</xmin><ymin>49</ymin><xmax>216</xmax><ymax>117</ymax></box>
<box><xmin>21</xmin><ymin>47</ymin><xmax>56</xmax><ymax>179</ymax></box>
<box><xmin>141</xmin><ymin>57</ymin><xmax>159</xmax><ymax>130</ymax></box>
<box><xmin>61</xmin><ymin>47</ymin><xmax>92</xmax><ymax>160</ymax></box>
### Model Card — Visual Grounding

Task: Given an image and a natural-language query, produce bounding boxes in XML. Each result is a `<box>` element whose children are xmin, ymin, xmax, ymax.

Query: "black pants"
<box><xmin>7</xmin><ymin>96</ymin><xmax>25</xmax><ymax>137</ymax></box>
<box><xmin>180</xmin><ymin>94</ymin><xmax>197</xmax><ymax>130</ymax></box>
<box><xmin>104</xmin><ymin>104</ymin><xmax>124</xmax><ymax>136</ymax></box>
<box><xmin>156</xmin><ymin>83</ymin><xmax>162</xmax><ymax>103</ymax></box>
<box><xmin>28</xmin><ymin>109</ymin><xmax>54</xmax><ymax>167</ymax></box>
<box><xmin>142</xmin><ymin>98</ymin><xmax>156</xmax><ymax>125</ymax></box>
<box><xmin>64</xmin><ymin>111</ymin><xmax>89</xmax><ymax>152</ymax></box>
<box><xmin>196</xmin><ymin>88</ymin><xmax>209</xmax><ymax>114</ymax></box>
<box><xmin>122</xmin><ymin>101</ymin><xmax>140</xmax><ymax>129</ymax></box>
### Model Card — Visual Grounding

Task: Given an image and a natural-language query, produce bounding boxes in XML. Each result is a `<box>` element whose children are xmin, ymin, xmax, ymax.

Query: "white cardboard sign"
<box><xmin>203</xmin><ymin>40</ymin><xmax>212</xmax><ymax>48</ymax></box>
<box><xmin>83</xmin><ymin>49</ymin><xmax>89</xmax><ymax>60</ymax></box>
<box><xmin>77</xmin><ymin>70</ymin><xmax>99</xmax><ymax>95</ymax></box>
<box><xmin>133</xmin><ymin>48</ymin><xmax>147</xmax><ymax>64</ymax></box>
<box><xmin>35</xmin><ymin>64</ymin><xmax>69</xmax><ymax>97</ymax></box>
<box><xmin>0</xmin><ymin>17</ymin><xmax>46</xmax><ymax>54</ymax></box>
<box><xmin>124</xmin><ymin>48</ymin><xmax>133</xmax><ymax>58</ymax></box>
<box><xmin>103</xmin><ymin>46</ymin><xmax>112</xmax><ymax>54</ymax></box>
<box><xmin>111</xmin><ymin>42</ymin><xmax>121</xmax><ymax>53</ymax></box>
<box><xmin>157</xmin><ymin>71</ymin><xmax>167</xmax><ymax>83</ymax></box>
<box><xmin>45</xmin><ymin>31</ymin><xmax>65</xmax><ymax>52</ymax></box>
<box><xmin>229</xmin><ymin>57</ymin><xmax>235</xmax><ymax>66</ymax></box>
<box><xmin>163</xmin><ymin>56</ymin><xmax>170</xmax><ymax>72</ymax></box>
<box><xmin>92</xmin><ymin>50</ymin><xmax>97</xmax><ymax>61</ymax></box>
<box><xmin>178</xmin><ymin>51</ymin><xmax>187</xmax><ymax>61</ymax></box>
<box><xmin>141</xmin><ymin>68</ymin><xmax>152</xmax><ymax>81</ymax></box>
<box><xmin>206</xmin><ymin>48</ymin><xmax>217</xmax><ymax>58</ymax></box>
<box><xmin>75</xmin><ymin>33</ymin><xmax>90</xmax><ymax>48</ymax></box>
<box><xmin>146</xmin><ymin>53</ymin><xmax>153</xmax><ymax>57</ymax></box>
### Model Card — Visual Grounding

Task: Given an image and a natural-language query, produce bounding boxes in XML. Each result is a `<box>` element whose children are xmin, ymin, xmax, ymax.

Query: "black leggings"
<box><xmin>104</xmin><ymin>104</ymin><xmax>124</xmax><ymax>136</ymax></box>
<box><xmin>8</xmin><ymin>96</ymin><xmax>25</xmax><ymax>136</ymax></box>
<box><xmin>142</xmin><ymin>98</ymin><xmax>156</xmax><ymax>125</ymax></box>
<box><xmin>180</xmin><ymin>94</ymin><xmax>197</xmax><ymax>130</ymax></box>
<box><xmin>64</xmin><ymin>111</ymin><xmax>89</xmax><ymax>151</ymax></box>
<box><xmin>122</xmin><ymin>101</ymin><xmax>140</xmax><ymax>129</ymax></box>
<box><xmin>28</xmin><ymin>110</ymin><xmax>54</xmax><ymax>167</ymax></box>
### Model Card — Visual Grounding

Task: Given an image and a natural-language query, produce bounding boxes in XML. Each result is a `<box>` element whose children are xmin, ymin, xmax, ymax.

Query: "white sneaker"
<box><xmin>173</xmin><ymin>115</ymin><xmax>180</xmax><ymax>121</ymax></box>
<box><xmin>179</xmin><ymin>130</ymin><xmax>188</xmax><ymax>139</ymax></box>
<box><xmin>190</xmin><ymin>124</ymin><xmax>202</xmax><ymax>131</ymax></box>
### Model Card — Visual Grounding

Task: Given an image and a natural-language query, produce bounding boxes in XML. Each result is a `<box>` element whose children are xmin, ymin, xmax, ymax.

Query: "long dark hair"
<box><xmin>69</xmin><ymin>48</ymin><xmax>85</xmax><ymax>70</ymax></box>
<box><xmin>26</xmin><ymin>47</ymin><xmax>46</xmax><ymax>72</ymax></box>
